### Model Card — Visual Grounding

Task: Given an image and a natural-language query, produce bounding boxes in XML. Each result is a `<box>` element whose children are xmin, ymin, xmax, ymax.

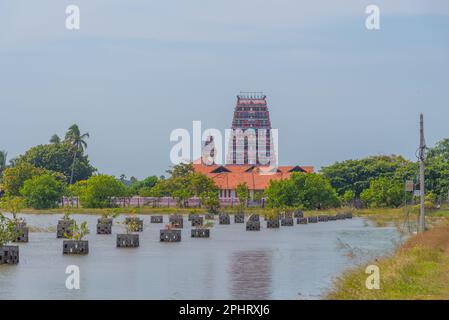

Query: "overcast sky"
<box><xmin>1</xmin><ymin>1</ymin><xmax>448</xmax><ymax>179</ymax></box>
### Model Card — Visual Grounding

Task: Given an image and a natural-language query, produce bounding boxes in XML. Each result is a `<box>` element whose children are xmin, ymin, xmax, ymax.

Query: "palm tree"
<box><xmin>49</xmin><ymin>134</ymin><xmax>61</xmax><ymax>144</ymax></box>
<box><xmin>0</xmin><ymin>150</ymin><xmax>7</xmax><ymax>175</ymax></box>
<box><xmin>64</xmin><ymin>124</ymin><xmax>89</xmax><ymax>184</ymax></box>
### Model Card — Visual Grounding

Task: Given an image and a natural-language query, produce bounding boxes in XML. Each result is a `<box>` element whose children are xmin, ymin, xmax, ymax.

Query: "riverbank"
<box><xmin>19</xmin><ymin>206</ymin><xmax>208</xmax><ymax>215</ymax></box>
<box><xmin>326</xmin><ymin>216</ymin><xmax>449</xmax><ymax>299</ymax></box>
<box><xmin>17</xmin><ymin>206</ymin><xmax>448</xmax><ymax>221</ymax></box>
<box><xmin>14</xmin><ymin>206</ymin><xmax>363</xmax><ymax>218</ymax></box>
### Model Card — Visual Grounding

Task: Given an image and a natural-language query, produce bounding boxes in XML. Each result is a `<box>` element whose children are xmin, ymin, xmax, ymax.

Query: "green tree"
<box><xmin>360</xmin><ymin>177</ymin><xmax>404</xmax><ymax>208</ymax></box>
<box><xmin>139</xmin><ymin>179</ymin><xmax>171</xmax><ymax>207</ymax></box>
<box><xmin>424</xmin><ymin>138</ymin><xmax>449</xmax><ymax>198</ymax></box>
<box><xmin>0</xmin><ymin>196</ymin><xmax>24</xmax><ymax>220</ymax></box>
<box><xmin>321</xmin><ymin>155</ymin><xmax>413</xmax><ymax>197</ymax></box>
<box><xmin>199</xmin><ymin>190</ymin><xmax>220</xmax><ymax>213</ymax></box>
<box><xmin>236</xmin><ymin>182</ymin><xmax>249</xmax><ymax>211</ymax></box>
<box><xmin>18</xmin><ymin>143</ymin><xmax>95</xmax><ymax>184</ymax></box>
<box><xmin>264</xmin><ymin>178</ymin><xmax>295</xmax><ymax>208</ymax></box>
<box><xmin>190</xmin><ymin>173</ymin><xmax>218</xmax><ymax>209</ymax></box>
<box><xmin>166</xmin><ymin>163</ymin><xmax>194</xmax><ymax>178</ymax></box>
<box><xmin>1</xmin><ymin>162</ymin><xmax>48</xmax><ymax>196</ymax></box>
<box><xmin>162</xmin><ymin>163</ymin><xmax>217</xmax><ymax>208</ymax></box>
<box><xmin>79</xmin><ymin>175</ymin><xmax>127</xmax><ymax>208</ymax></box>
<box><xmin>129</xmin><ymin>176</ymin><xmax>158</xmax><ymax>195</ymax></box>
<box><xmin>20</xmin><ymin>174</ymin><xmax>64</xmax><ymax>209</ymax></box>
<box><xmin>64</xmin><ymin>124</ymin><xmax>90</xmax><ymax>184</ymax></box>
<box><xmin>292</xmin><ymin>173</ymin><xmax>341</xmax><ymax>209</ymax></box>
<box><xmin>424</xmin><ymin>157</ymin><xmax>449</xmax><ymax>199</ymax></box>
<box><xmin>342</xmin><ymin>190</ymin><xmax>355</xmax><ymax>205</ymax></box>
<box><xmin>49</xmin><ymin>134</ymin><xmax>61</xmax><ymax>144</ymax></box>
<box><xmin>164</xmin><ymin>163</ymin><xmax>195</xmax><ymax>207</ymax></box>
<box><xmin>428</xmin><ymin>138</ymin><xmax>449</xmax><ymax>160</ymax></box>
<box><xmin>64</xmin><ymin>180</ymin><xmax>88</xmax><ymax>198</ymax></box>
<box><xmin>190</xmin><ymin>173</ymin><xmax>216</xmax><ymax>196</ymax></box>
<box><xmin>63</xmin><ymin>179</ymin><xmax>87</xmax><ymax>207</ymax></box>
<box><xmin>265</xmin><ymin>173</ymin><xmax>340</xmax><ymax>210</ymax></box>
<box><xmin>169</xmin><ymin>174</ymin><xmax>196</xmax><ymax>207</ymax></box>
<box><xmin>139</xmin><ymin>179</ymin><xmax>170</xmax><ymax>197</ymax></box>
<box><xmin>172</xmin><ymin>187</ymin><xmax>193</xmax><ymax>208</ymax></box>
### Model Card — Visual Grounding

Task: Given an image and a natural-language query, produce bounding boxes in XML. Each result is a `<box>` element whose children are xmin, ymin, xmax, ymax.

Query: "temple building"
<box><xmin>226</xmin><ymin>92</ymin><xmax>276</xmax><ymax>166</ymax></box>
<box><xmin>192</xmin><ymin>163</ymin><xmax>314</xmax><ymax>204</ymax></box>
<box><xmin>194</xmin><ymin>92</ymin><xmax>313</xmax><ymax>204</ymax></box>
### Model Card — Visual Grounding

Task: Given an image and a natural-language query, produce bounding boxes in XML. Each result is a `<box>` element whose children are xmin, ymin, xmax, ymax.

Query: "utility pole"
<box><xmin>418</xmin><ymin>113</ymin><xmax>426</xmax><ymax>233</ymax></box>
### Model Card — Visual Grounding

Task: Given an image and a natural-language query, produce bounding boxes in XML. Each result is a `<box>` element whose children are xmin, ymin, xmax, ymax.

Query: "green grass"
<box><xmin>19</xmin><ymin>207</ymin><xmax>207</xmax><ymax>215</ymax></box>
<box><xmin>16</xmin><ymin>206</ymin><xmax>449</xmax><ymax>219</ymax></box>
<box><xmin>17</xmin><ymin>206</ymin><xmax>355</xmax><ymax>217</ymax></box>
<box><xmin>326</xmin><ymin>219</ymin><xmax>449</xmax><ymax>300</ymax></box>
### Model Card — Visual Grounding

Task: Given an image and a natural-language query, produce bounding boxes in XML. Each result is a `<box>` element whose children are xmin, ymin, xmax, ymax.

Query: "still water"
<box><xmin>0</xmin><ymin>214</ymin><xmax>401</xmax><ymax>299</ymax></box>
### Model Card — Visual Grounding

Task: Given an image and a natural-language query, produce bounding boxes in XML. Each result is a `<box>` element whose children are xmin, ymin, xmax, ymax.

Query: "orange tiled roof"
<box><xmin>192</xmin><ymin>163</ymin><xmax>219</xmax><ymax>174</ymax></box>
<box><xmin>299</xmin><ymin>166</ymin><xmax>314</xmax><ymax>173</ymax></box>
<box><xmin>192</xmin><ymin>164</ymin><xmax>314</xmax><ymax>190</ymax></box>
<box><xmin>219</xmin><ymin>164</ymin><xmax>254</xmax><ymax>172</ymax></box>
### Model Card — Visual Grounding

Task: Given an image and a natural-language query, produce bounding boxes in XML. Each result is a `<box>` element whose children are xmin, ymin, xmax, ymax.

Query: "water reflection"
<box><xmin>229</xmin><ymin>250</ymin><xmax>273</xmax><ymax>299</ymax></box>
<box><xmin>202</xmin><ymin>258</ymin><xmax>216</xmax><ymax>299</ymax></box>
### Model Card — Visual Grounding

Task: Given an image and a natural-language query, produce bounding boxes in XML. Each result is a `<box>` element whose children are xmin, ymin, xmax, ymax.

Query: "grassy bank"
<box><xmin>326</xmin><ymin>217</ymin><xmax>449</xmax><ymax>299</ymax></box>
<box><xmin>19</xmin><ymin>207</ymin><xmax>208</xmax><ymax>215</ymax></box>
<box><xmin>17</xmin><ymin>206</ymin><xmax>348</xmax><ymax>216</ymax></box>
<box><xmin>16</xmin><ymin>205</ymin><xmax>448</xmax><ymax>219</ymax></box>
<box><xmin>16</xmin><ymin>206</ymin><xmax>364</xmax><ymax>216</ymax></box>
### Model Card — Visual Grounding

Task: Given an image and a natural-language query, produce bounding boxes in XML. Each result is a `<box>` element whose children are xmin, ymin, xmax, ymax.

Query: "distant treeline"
<box><xmin>0</xmin><ymin>125</ymin><xmax>448</xmax><ymax>211</ymax></box>
<box><xmin>256</xmin><ymin>139</ymin><xmax>449</xmax><ymax>210</ymax></box>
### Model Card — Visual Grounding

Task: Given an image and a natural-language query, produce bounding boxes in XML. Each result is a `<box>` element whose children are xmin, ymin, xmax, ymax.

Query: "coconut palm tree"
<box><xmin>64</xmin><ymin>124</ymin><xmax>89</xmax><ymax>184</ymax></box>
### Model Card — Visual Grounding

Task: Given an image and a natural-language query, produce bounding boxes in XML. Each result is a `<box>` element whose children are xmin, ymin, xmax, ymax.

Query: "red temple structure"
<box><xmin>193</xmin><ymin>92</ymin><xmax>313</xmax><ymax>204</ymax></box>
<box><xmin>226</xmin><ymin>92</ymin><xmax>275</xmax><ymax>166</ymax></box>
